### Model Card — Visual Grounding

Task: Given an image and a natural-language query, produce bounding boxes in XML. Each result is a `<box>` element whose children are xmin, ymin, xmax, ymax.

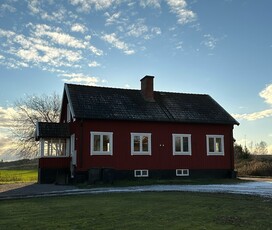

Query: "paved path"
<box><xmin>1</xmin><ymin>178</ymin><xmax>272</xmax><ymax>200</ymax></box>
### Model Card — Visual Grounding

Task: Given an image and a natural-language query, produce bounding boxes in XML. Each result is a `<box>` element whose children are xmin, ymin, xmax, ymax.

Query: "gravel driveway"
<box><xmin>1</xmin><ymin>178</ymin><xmax>272</xmax><ymax>200</ymax></box>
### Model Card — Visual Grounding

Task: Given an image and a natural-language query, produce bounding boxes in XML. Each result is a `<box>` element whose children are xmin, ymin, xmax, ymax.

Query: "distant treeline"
<box><xmin>0</xmin><ymin>158</ymin><xmax>38</xmax><ymax>170</ymax></box>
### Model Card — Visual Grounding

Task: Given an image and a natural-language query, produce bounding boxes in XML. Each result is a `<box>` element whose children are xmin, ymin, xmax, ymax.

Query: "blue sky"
<box><xmin>0</xmin><ymin>0</ymin><xmax>272</xmax><ymax>160</ymax></box>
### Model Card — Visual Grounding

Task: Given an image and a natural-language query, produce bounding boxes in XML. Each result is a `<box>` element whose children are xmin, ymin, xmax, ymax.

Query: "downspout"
<box><xmin>79</xmin><ymin>119</ymin><xmax>83</xmax><ymax>168</ymax></box>
<box><xmin>230</xmin><ymin>126</ymin><xmax>235</xmax><ymax>177</ymax></box>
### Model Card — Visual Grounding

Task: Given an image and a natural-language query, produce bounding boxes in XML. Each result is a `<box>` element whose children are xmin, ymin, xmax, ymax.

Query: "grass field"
<box><xmin>0</xmin><ymin>192</ymin><xmax>271</xmax><ymax>229</ymax></box>
<box><xmin>0</xmin><ymin>170</ymin><xmax>38</xmax><ymax>183</ymax></box>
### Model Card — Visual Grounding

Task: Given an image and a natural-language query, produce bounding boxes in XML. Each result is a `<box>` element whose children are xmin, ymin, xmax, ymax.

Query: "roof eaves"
<box><xmin>64</xmin><ymin>83</ymin><xmax>76</xmax><ymax>119</ymax></box>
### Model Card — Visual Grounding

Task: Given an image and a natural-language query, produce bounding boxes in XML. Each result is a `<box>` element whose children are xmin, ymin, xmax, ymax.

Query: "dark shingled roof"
<box><xmin>65</xmin><ymin>84</ymin><xmax>239</xmax><ymax>125</ymax></box>
<box><xmin>35</xmin><ymin>122</ymin><xmax>70</xmax><ymax>140</ymax></box>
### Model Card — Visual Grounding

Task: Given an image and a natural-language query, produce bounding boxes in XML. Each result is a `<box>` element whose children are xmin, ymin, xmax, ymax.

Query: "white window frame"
<box><xmin>206</xmin><ymin>135</ymin><xmax>224</xmax><ymax>156</ymax></box>
<box><xmin>39</xmin><ymin>138</ymin><xmax>68</xmax><ymax>157</ymax></box>
<box><xmin>131</xmin><ymin>133</ymin><xmax>152</xmax><ymax>155</ymax></box>
<box><xmin>176</xmin><ymin>169</ymin><xmax>189</xmax><ymax>176</ymax></box>
<box><xmin>172</xmin><ymin>134</ymin><xmax>192</xmax><ymax>155</ymax></box>
<box><xmin>90</xmin><ymin>132</ymin><xmax>113</xmax><ymax>156</ymax></box>
<box><xmin>134</xmin><ymin>170</ymin><xmax>149</xmax><ymax>177</ymax></box>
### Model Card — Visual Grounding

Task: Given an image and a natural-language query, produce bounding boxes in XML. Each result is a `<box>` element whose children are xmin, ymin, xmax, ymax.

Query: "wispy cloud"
<box><xmin>202</xmin><ymin>34</ymin><xmax>217</xmax><ymax>50</ymax></box>
<box><xmin>232</xmin><ymin>109</ymin><xmax>272</xmax><ymax>121</ymax></box>
<box><xmin>0</xmin><ymin>28</ymin><xmax>80</xmax><ymax>68</ymax></box>
<box><xmin>28</xmin><ymin>0</ymin><xmax>68</xmax><ymax>22</ymax></box>
<box><xmin>127</xmin><ymin>19</ymin><xmax>148</xmax><ymax>37</ymax></box>
<box><xmin>233</xmin><ymin>84</ymin><xmax>272</xmax><ymax>121</ymax></box>
<box><xmin>69</xmin><ymin>0</ymin><xmax>118</xmax><ymax>12</ymax></box>
<box><xmin>0</xmin><ymin>3</ymin><xmax>16</xmax><ymax>15</ymax></box>
<box><xmin>89</xmin><ymin>45</ymin><xmax>104</xmax><ymax>56</ymax></box>
<box><xmin>88</xmin><ymin>61</ymin><xmax>101</xmax><ymax>67</ymax></box>
<box><xmin>104</xmin><ymin>11</ymin><xmax>122</xmax><ymax>26</ymax></box>
<box><xmin>140</xmin><ymin>0</ymin><xmax>161</xmax><ymax>8</ymax></box>
<box><xmin>166</xmin><ymin>0</ymin><xmax>196</xmax><ymax>25</ymax></box>
<box><xmin>101</xmin><ymin>33</ymin><xmax>135</xmax><ymax>55</ymax></box>
<box><xmin>71</xmin><ymin>23</ymin><xmax>87</xmax><ymax>33</ymax></box>
<box><xmin>33</xmin><ymin>24</ymin><xmax>86</xmax><ymax>48</ymax></box>
<box><xmin>259</xmin><ymin>84</ymin><xmax>272</xmax><ymax>105</ymax></box>
<box><xmin>60</xmin><ymin>73</ymin><xmax>99</xmax><ymax>85</ymax></box>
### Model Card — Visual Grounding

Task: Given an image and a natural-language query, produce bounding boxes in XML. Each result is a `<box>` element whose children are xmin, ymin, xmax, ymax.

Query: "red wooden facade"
<box><xmin>70</xmin><ymin>119</ymin><xmax>234</xmax><ymax>172</ymax></box>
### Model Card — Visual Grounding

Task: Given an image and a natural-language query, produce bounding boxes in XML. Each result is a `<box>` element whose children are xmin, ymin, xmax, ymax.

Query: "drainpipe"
<box><xmin>79</xmin><ymin>119</ymin><xmax>83</xmax><ymax>168</ymax></box>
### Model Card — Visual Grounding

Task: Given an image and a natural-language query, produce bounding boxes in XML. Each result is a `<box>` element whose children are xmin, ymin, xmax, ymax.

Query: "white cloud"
<box><xmin>27</xmin><ymin>0</ymin><xmax>69</xmax><ymax>22</ymax></box>
<box><xmin>60</xmin><ymin>73</ymin><xmax>99</xmax><ymax>85</ymax></box>
<box><xmin>140</xmin><ymin>0</ymin><xmax>161</xmax><ymax>8</ymax></box>
<box><xmin>28</xmin><ymin>0</ymin><xmax>40</xmax><ymax>14</ymax></box>
<box><xmin>69</xmin><ymin>0</ymin><xmax>118</xmax><ymax>12</ymax></box>
<box><xmin>89</xmin><ymin>45</ymin><xmax>104</xmax><ymax>56</ymax></box>
<box><xmin>105</xmin><ymin>11</ymin><xmax>122</xmax><ymax>25</ymax></box>
<box><xmin>0</xmin><ymin>107</ymin><xmax>19</xmax><ymax>161</ymax></box>
<box><xmin>233</xmin><ymin>84</ymin><xmax>272</xmax><ymax>121</ymax></box>
<box><xmin>71</xmin><ymin>23</ymin><xmax>87</xmax><ymax>33</ymax></box>
<box><xmin>232</xmin><ymin>109</ymin><xmax>272</xmax><ymax>121</ymax></box>
<box><xmin>127</xmin><ymin>20</ymin><xmax>148</xmax><ymax>37</ymax></box>
<box><xmin>259</xmin><ymin>84</ymin><xmax>272</xmax><ymax>105</ymax></box>
<box><xmin>33</xmin><ymin>24</ymin><xmax>86</xmax><ymax>49</ymax></box>
<box><xmin>202</xmin><ymin>34</ymin><xmax>217</xmax><ymax>50</ymax></box>
<box><xmin>101</xmin><ymin>33</ymin><xmax>135</xmax><ymax>55</ymax></box>
<box><xmin>0</xmin><ymin>3</ymin><xmax>17</xmax><ymax>14</ymax></box>
<box><xmin>0</xmin><ymin>28</ymin><xmax>83</xmax><ymax>68</ymax></box>
<box><xmin>0</xmin><ymin>106</ymin><xmax>17</xmax><ymax>129</ymax></box>
<box><xmin>166</xmin><ymin>0</ymin><xmax>196</xmax><ymax>25</ymax></box>
<box><xmin>88</xmin><ymin>61</ymin><xmax>101</xmax><ymax>67</ymax></box>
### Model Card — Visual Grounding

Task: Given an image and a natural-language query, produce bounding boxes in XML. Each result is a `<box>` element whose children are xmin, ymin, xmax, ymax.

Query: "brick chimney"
<box><xmin>141</xmin><ymin>75</ymin><xmax>155</xmax><ymax>102</ymax></box>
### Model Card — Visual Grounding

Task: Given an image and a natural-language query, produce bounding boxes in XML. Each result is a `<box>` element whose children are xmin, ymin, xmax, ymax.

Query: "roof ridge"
<box><xmin>65</xmin><ymin>83</ymin><xmax>209</xmax><ymax>96</ymax></box>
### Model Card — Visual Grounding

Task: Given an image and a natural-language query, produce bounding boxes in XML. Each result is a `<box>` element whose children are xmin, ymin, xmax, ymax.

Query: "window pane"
<box><xmin>182</xmin><ymin>137</ymin><xmax>189</xmax><ymax>152</ymax></box>
<box><xmin>94</xmin><ymin>135</ymin><xmax>100</xmax><ymax>151</ymax></box>
<box><xmin>142</xmin><ymin>170</ymin><xmax>148</xmax><ymax>176</ymax></box>
<box><xmin>142</xmin><ymin>136</ymin><xmax>149</xmax><ymax>152</ymax></box>
<box><xmin>103</xmin><ymin>135</ymin><xmax>110</xmax><ymax>152</ymax></box>
<box><xmin>175</xmin><ymin>137</ymin><xmax>181</xmax><ymax>152</ymax></box>
<box><xmin>134</xmin><ymin>136</ymin><xmax>140</xmax><ymax>151</ymax></box>
<box><xmin>209</xmin><ymin>138</ymin><xmax>214</xmax><ymax>152</ymax></box>
<box><xmin>216</xmin><ymin>138</ymin><xmax>222</xmax><ymax>152</ymax></box>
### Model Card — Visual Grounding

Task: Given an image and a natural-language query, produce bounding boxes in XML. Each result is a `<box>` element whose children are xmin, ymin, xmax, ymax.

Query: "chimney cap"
<box><xmin>141</xmin><ymin>75</ymin><xmax>154</xmax><ymax>81</ymax></box>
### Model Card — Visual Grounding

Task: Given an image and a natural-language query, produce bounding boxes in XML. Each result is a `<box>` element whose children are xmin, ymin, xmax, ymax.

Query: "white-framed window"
<box><xmin>172</xmin><ymin>134</ymin><xmax>192</xmax><ymax>155</ymax></box>
<box><xmin>206</xmin><ymin>135</ymin><xmax>224</xmax><ymax>156</ymax></box>
<box><xmin>90</xmin><ymin>132</ymin><xmax>113</xmax><ymax>155</ymax></box>
<box><xmin>131</xmin><ymin>133</ymin><xmax>151</xmax><ymax>155</ymax></box>
<box><xmin>134</xmin><ymin>170</ymin><xmax>149</xmax><ymax>177</ymax></box>
<box><xmin>40</xmin><ymin>138</ymin><xmax>68</xmax><ymax>157</ymax></box>
<box><xmin>176</xmin><ymin>169</ymin><xmax>189</xmax><ymax>176</ymax></box>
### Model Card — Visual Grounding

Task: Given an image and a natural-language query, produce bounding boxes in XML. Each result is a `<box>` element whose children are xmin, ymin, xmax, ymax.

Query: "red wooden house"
<box><xmin>35</xmin><ymin>76</ymin><xmax>239</xmax><ymax>184</ymax></box>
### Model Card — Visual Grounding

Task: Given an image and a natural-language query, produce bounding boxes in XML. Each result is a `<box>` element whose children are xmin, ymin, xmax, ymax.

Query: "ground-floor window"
<box><xmin>172</xmin><ymin>134</ymin><xmax>192</xmax><ymax>155</ymax></box>
<box><xmin>131</xmin><ymin>133</ymin><xmax>152</xmax><ymax>155</ymax></box>
<box><xmin>206</xmin><ymin>135</ymin><xmax>224</xmax><ymax>156</ymax></box>
<box><xmin>134</xmin><ymin>169</ymin><xmax>149</xmax><ymax>177</ymax></box>
<box><xmin>90</xmin><ymin>132</ymin><xmax>113</xmax><ymax>155</ymax></box>
<box><xmin>176</xmin><ymin>169</ymin><xmax>189</xmax><ymax>176</ymax></box>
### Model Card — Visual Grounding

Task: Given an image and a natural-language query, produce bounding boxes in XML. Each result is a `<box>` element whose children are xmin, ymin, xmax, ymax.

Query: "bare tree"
<box><xmin>254</xmin><ymin>141</ymin><xmax>268</xmax><ymax>155</ymax></box>
<box><xmin>11</xmin><ymin>93</ymin><xmax>61</xmax><ymax>158</ymax></box>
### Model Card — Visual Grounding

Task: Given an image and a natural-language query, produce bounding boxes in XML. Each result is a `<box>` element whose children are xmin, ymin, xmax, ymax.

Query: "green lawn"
<box><xmin>0</xmin><ymin>192</ymin><xmax>271</xmax><ymax>229</ymax></box>
<box><xmin>0</xmin><ymin>170</ymin><xmax>38</xmax><ymax>183</ymax></box>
